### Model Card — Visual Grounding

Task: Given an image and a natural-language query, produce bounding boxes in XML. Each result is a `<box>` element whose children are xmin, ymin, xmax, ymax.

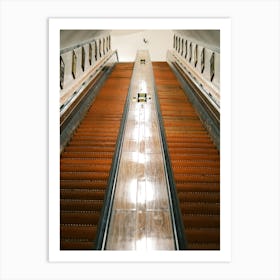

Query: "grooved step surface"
<box><xmin>153</xmin><ymin>62</ymin><xmax>220</xmax><ymax>250</ymax></box>
<box><xmin>60</xmin><ymin>63</ymin><xmax>133</xmax><ymax>250</ymax></box>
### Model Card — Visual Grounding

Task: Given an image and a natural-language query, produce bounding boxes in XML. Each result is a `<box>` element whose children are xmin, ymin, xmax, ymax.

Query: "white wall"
<box><xmin>111</xmin><ymin>30</ymin><xmax>173</xmax><ymax>61</ymax></box>
<box><xmin>60</xmin><ymin>34</ymin><xmax>112</xmax><ymax>105</ymax></box>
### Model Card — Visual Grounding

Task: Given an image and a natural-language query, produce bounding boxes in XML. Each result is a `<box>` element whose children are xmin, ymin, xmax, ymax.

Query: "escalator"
<box><xmin>153</xmin><ymin>62</ymin><xmax>220</xmax><ymax>250</ymax></box>
<box><xmin>60</xmin><ymin>63</ymin><xmax>133</xmax><ymax>250</ymax></box>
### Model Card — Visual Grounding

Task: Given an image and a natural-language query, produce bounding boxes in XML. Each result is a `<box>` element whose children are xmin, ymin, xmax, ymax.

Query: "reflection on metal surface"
<box><xmin>139</xmin><ymin>80</ymin><xmax>147</xmax><ymax>92</ymax></box>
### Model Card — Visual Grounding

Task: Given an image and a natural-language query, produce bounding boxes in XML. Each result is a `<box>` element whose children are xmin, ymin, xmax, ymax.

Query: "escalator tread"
<box><xmin>153</xmin><ymin>62</ymin><xmax>220</xmax><ymax>250</ymax></box>
<box><xmin>60</xmin><ymin>63</ymin><xmax>133</xmax><ymax>250</ymax></box>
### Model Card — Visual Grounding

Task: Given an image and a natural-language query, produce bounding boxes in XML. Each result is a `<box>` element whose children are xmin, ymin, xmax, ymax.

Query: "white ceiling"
<box><xmin>111</xmin><ymin>30</ymin><xmax>173</xmax><ymax>61</ymax></box>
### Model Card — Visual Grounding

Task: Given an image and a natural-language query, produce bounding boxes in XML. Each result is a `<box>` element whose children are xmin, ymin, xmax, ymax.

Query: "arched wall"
<box><xmin>60</xmin><ymin>31</ymin><xmax>113</xmax><ymax>105</ymax></box>
<box><xmin>60</xmin><ymin>29</ymin><xmax>220</xmax><ymax>105</ymax></box>
<box><xmin>171</xmin><ymin>30</ymin><xmax>220</xmax><ymax>104</ymax></box>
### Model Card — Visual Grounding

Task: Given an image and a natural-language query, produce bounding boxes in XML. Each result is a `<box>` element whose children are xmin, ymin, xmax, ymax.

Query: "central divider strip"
<box><xmin>96</xmin><ymin>50</ymin><xmax>183</xmax><ymax>250</ymax></box>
